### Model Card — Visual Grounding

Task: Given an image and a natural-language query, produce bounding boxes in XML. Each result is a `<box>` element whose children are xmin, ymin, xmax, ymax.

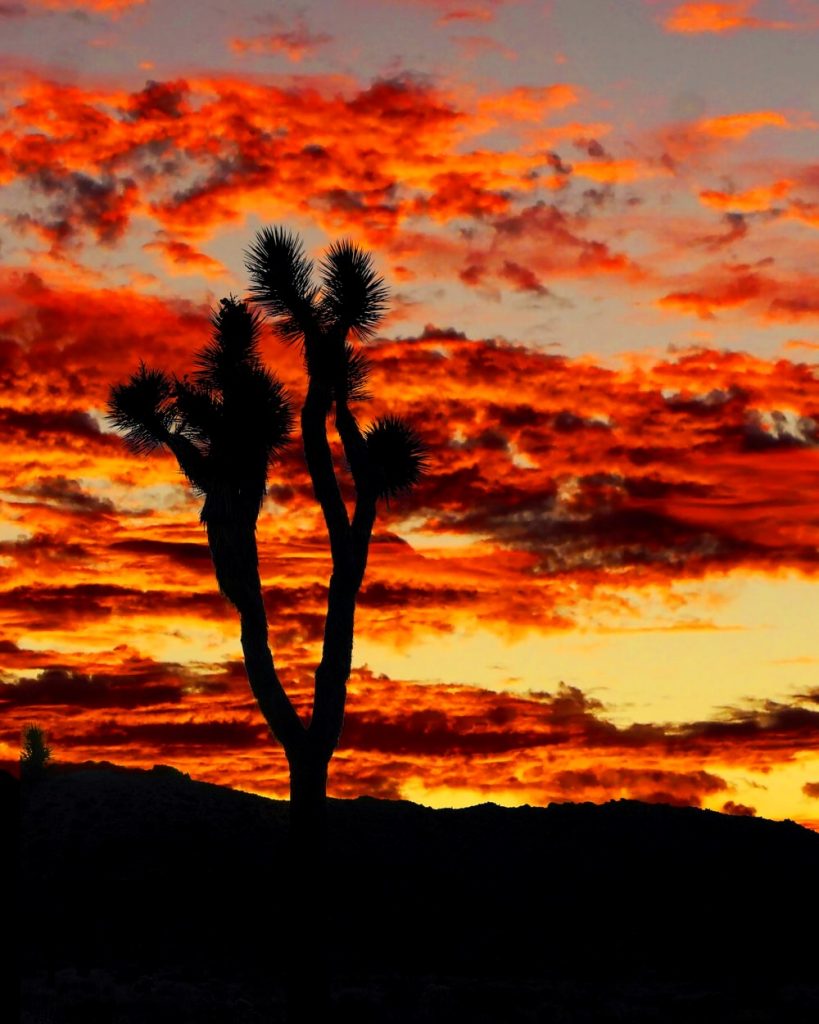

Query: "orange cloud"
<box><xmin>699</xmin><ymin>179</ymin><xmax>793</xmax><ymax>213</ymax></box>
<box><xmin>697</xmin><ymin>110</ymin><xmax>793</xmax><ymax>139</ymax></box>
<box><xmin>572</xmin><ymin>158</ymin><xmax>666</xmax><ymax>184</ymax></box>
<box><xmin>662</xmin><ymin>1</ymin><xmax>794</xmax><ymax>34</ymax></box>
<box><xmin>787</xmin><ymin>200</ymin><xmax>819</xmax><ymax>229</ymax></box>
<box><xmin>476</xmin><ymin>84</ymin><xmax>579</xmax><ymax>122</ymax></box>
<box><xmin>783</xmin><ymin>339</ymin><xmax>819</xmax><ymax>352</ymax></box>
<box><xmin>656</xmin><ymin>107</ymin><xmax>806</xmax><ymax>173</ymax></box>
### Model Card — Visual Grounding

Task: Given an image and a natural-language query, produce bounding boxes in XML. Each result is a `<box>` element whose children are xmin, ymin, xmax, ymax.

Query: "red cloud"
<box><xmin>3</xmin><ymin>659</ymin><xmax>818</xmax><ymax>810</ymax></box>
<box><xmin>659</xmin><ymin>264</ymin><xmax>819</xmax><ymax>321</ymax></box>
<box><xmin>4</xmin><ymin>258</ymin><xmax>819</xmax><ymax>810</ymax></box>
<box><xmin>659</xmin><ymin>268</ymin><xmax>765</xmax><ymax>318</ymax></box>
<box><xmin>31</xmin><ymin>0</ymin><xmax>145</xmax><ymax>11</ymax></box>
<box><xmin>142</xmin><ymin>238</ymin><xmax>227</xmax><ymax>278</ymax></box>
<box><xmin>437</xmin><ymin>6</ymin><xmax>494</xmax><ymax>22</ymax></box>
<box><xmin>0</xmin><ymin>71</ymin><xmax>593</xmax><ymax>261</ymax></box>
<box><xmin>229</xmin><ymin>24</ymin><xmax>333</xmax><ymax>62</ymax></box>
<box><xmin>393</xmin><ymin>0</ymin><xmax>511</xmax><ymax>22</ymax></box>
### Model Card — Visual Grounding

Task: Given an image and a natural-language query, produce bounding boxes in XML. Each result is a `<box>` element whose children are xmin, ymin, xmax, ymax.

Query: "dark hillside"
<box><xmin>17</xmin><ymin>764</ymin><xmax>819</xmax><ymax>1022</ymax></box>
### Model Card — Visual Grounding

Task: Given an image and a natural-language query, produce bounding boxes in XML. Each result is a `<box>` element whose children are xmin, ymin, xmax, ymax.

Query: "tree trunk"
<box><xmin>285</xmin><ymin>749</ymin><xmax>332</xmax><ymax>1023</ymax></box>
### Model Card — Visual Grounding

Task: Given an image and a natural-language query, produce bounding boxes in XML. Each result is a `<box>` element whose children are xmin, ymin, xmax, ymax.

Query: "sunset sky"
<box><xmin>3</xmin><ymin>0</ymin><xmax>819</xmax><ymax>825</ymax></box>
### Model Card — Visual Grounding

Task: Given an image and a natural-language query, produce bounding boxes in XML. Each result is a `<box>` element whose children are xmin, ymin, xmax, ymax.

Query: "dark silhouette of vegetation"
<box><xmin>19</xmin><ymin>724</ymin><xmax>52</xmax><ymax>783</ymax></box>
<box><xmin>108</xmin><ymin>227</ymin><xmax>428</xmax><ymax>1020</ymax></box>
<box><xmin>0</xmin><ymin>767</ymin><xmax>19</xmax><ymax>1023</ymax></box>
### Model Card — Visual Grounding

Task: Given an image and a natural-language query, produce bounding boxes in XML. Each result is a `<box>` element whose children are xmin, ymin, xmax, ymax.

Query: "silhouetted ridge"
<box><xmin>20</xmin><ymin>767</ymin><xmax>819</xmax><ymax>1023</ymax></box>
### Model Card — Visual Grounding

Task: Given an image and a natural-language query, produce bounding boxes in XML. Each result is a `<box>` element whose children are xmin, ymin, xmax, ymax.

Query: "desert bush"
<box><xmin>20</xmin><ymin>724</ymin><xmax>52</xmax><ymax>782</ymax></box>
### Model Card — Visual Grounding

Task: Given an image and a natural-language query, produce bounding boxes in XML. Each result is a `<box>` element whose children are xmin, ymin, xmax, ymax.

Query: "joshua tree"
<box><xmin>20</xmin><ymin>724</ymin><xmax>52</xmax><ymax>782</ymax></box>
<box><xmin>109</xmin><ymin>227</ymin><xmax>427</xmax><ymax>1015</ymax></box>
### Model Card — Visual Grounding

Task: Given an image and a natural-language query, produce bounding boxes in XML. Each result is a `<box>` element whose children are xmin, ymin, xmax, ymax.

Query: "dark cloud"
<box><xmin>499</xmin><ymin>260</ymin><xmax>550</xmax><ymax>296</ymax></box>
<box><xmin>741</xmin><ymin>410</ymin><xmax>819</xmax><ymax>451</ymax></box>
<box><xmin>413</xmin><ymin>324</ymin><xmax>469</xmax><ymax>342</ymax></box>
<box><xmin>65</xmin><ymin>719</ymin><xmax>265</xmax><ymax>750</ymax></box>
<box><xmin>17</xmin><ymin>169</ymin><xmax>138</xmax><ymax>249</ymax></box>
<box><xmin>552</xmin><ymin>409</ymin><xmax>611</xmax><ymax>433</ymax></box>
<box><xmin>0</xmin><ymin>407</ymin><xmax>104</xmax><ymax>442</ymax></box>
<box><xmin>722</xmin><ymin>800</ymin><xmax>756</xmax><ymax>816</ymax></box>
<box><xmin>693</xmin><ymin>212</ymin><xmax>748</xmax><ymax>251</ymax></box>
<box><xmin>0</xmin><ymin>583</ymin><xmax>134</xmax><ymax>626</ymax></box>
<box><xmin>341</xmin><ymin>709</ymin><xmax>561</xmax><ymax>757</ymax></box>
<box><xmin>545</xmin><ymin>151</ymin><xmax>573</xmax><ymax>175</ymax></box>
<box><xmin>110</xmin><ymin>539</ymin><xmax>213</xmax><ymax>569</ymax></box>
<box><xmin>0</xmin><ymin>533</ymin><xmax>91</xmax><ymax>563</ymax></box>
<box><xmin>551</xmin><ymin>766</ymin><xmax>728</xmax><ymax>807</ymax></box>
<box><xmin>572</xmin><ymin>137</ymin><xmax>609</xmax><ymax>159</ymax></box>
<box><xmin>22</xmin><ymin>476</ymin><xmax>116</xmax><ymax>516</ymax></box>
<box><xmin>0</xmin><ymin>668</ymin><xmax>185</xmax><ymax>710</ymax></box>
<box><xmin>127</xmin><ymin>79</ymin><xmax>189</xmax><ymax>121</ymax></box>
<box><xmin>0</xmin><ymin>584</ymin><xmax>232</xmax><ymax>629</ymax></box>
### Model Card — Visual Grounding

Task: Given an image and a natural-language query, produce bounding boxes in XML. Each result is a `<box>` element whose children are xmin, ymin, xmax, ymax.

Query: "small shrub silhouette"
<box><xmin>20</xmin><ymin>724</ymin><xmax>52</xmax><ymax>782</ymax></box>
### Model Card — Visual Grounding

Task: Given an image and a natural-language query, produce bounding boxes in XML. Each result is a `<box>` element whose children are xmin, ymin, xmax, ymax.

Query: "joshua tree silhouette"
<box><xmin>109</xmin><ymin>227</ymin><xmax>427</xmax><ymax>1017</ymax></box>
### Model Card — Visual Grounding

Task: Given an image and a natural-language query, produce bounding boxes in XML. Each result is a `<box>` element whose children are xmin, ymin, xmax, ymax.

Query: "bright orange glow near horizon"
<box><xmin>3</xmin><ymin>0</ymin><xmax>819</xmax><ymax>828</ymax></box>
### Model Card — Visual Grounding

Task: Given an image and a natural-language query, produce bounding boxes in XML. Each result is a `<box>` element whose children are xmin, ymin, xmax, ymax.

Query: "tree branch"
<box><xmin>164</xmin><ymin>431</ymin><xmax>209</xmax><ymax>493</ymax></box>
<box><xmin>206</xmin><ymin>520</ymin><xmax>305</xmax><ymax>753</ymax></box>
<box><xmin>336</xmin><ymin>398</ymin><xmax>378</xmax><ymax>580</ymax></box>
<box><xmin>307</xmin><ymin>400</ymin><xmax>378</xmax><ymax>755</ymax></box>
<box><xmin>335</xmin><ymin>398</ymin><xmax>369</xmax><ymax>492</ymax></box>
<box><xmin>301</xmin><ymin>377</ymin><xmax>351</xmax><ymax>569</ymax></box>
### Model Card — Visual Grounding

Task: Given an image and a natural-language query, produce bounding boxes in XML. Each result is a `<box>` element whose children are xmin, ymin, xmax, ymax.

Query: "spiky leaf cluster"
<box><xmin>364</xmin><ymin>415</ymin><xmax>429</xmax><ymax>499</ymax></box>
<box><xmin>108</xmin><ymin>364</ymin><xmax>174</xmax><ymax>455</ymax></box>
<box><xmin>245</xmin><ymin>228</ymin><xmax>389</xmax><ymax>405</ymax></box>
<box><xmin>245</xmin><ymin>227</ymin><xmax>317</xmax><ymax>345</ymax></box>
<box><xmin>340</xmin><ymin>343</ymin><xmax>372</xmax><ymax>403</ymax></box>
<box><xmin>108</xmin><ymin>297</ymin><xmax>293</xmax><ymax>523</ymax></box>
<box><xmin>194</xmin><ymin>299</ymin><xmax>265</xmax><ymax>391</ymax></box>
<box><xmin>319</xmin><ymin>240</ymin><xmax>389</xmax><ymax>341</ymax></box>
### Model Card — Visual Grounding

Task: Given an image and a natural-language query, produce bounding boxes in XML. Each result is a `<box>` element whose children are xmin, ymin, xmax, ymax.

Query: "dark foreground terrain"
<box><xmin>8</xmin><ymin>763</ymin><xmax>819</xmax><ymax>1022</ymax></box>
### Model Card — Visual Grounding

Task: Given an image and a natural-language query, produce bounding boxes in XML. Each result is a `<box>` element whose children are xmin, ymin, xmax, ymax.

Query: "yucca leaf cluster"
<box><xmin>109</xmin><ymin>297</ymin><xmax>293</xmax><ymax>523</ymax></box>
<box><xmin>109</xmin><ymin>227</ymin><xmax>427</xmax><ymax>522</ymax></box>
<box><xmin>245</xmin><ymin>227</ymin><xmax>427</xmax><ymax>499</ymax></box>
